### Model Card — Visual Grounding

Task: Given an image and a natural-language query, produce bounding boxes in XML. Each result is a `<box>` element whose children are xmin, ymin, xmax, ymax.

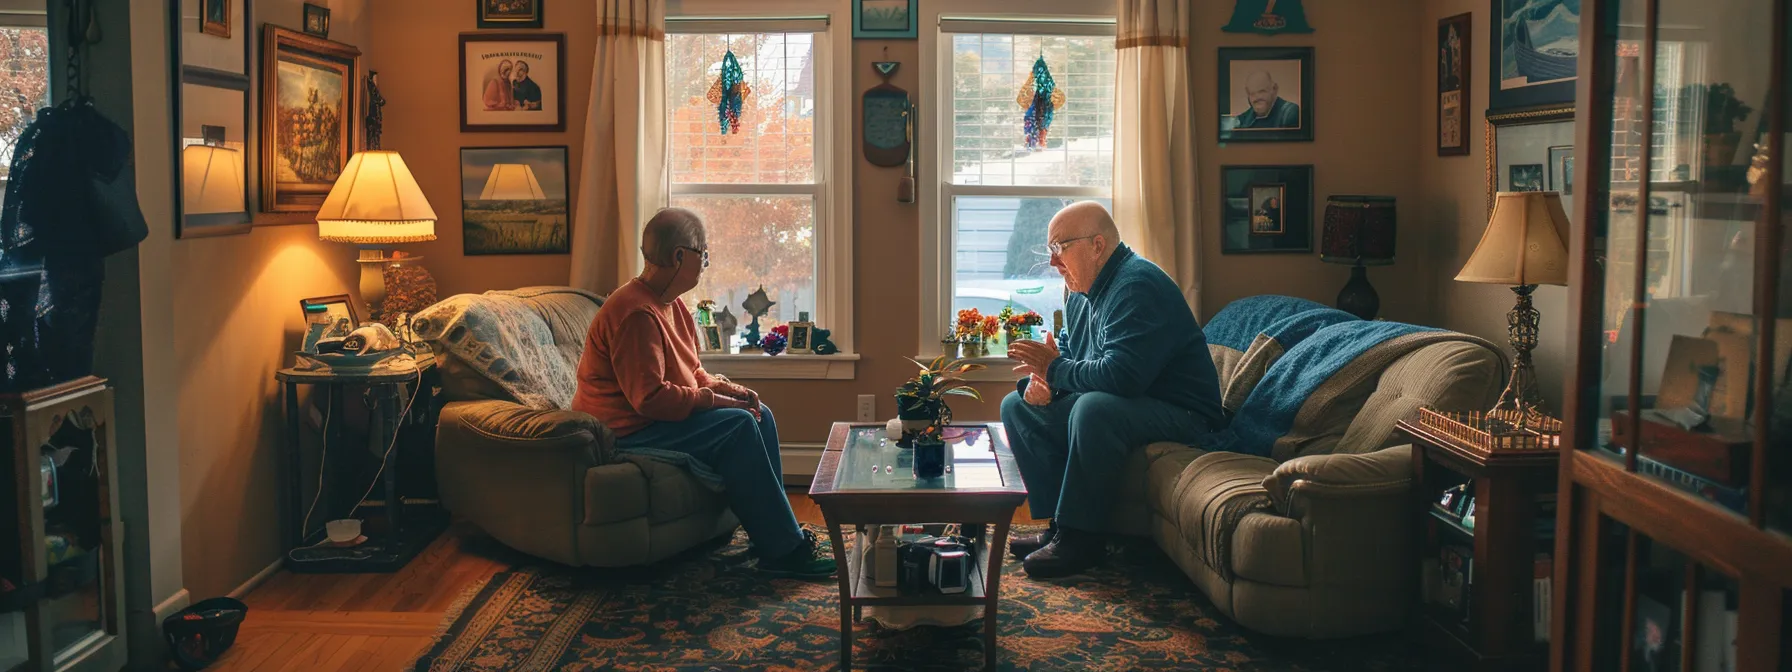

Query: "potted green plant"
<box><xmin>1688</xmin><ymin>83</ymin><xmax>1754</xmax><ymax>168</ymax></box>
<box><xmin>895</xmin><ymin>355</ymin><xmax>985</xmax><ymax>437</ymax></box>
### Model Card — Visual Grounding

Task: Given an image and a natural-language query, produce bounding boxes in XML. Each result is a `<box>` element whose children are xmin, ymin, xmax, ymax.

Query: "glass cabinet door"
<box><xmin>1590</xmin><ymin>0</ymin><xmax>1780</xmax><ymax>528</ymax></box>
<box><xmin>2</xmin><ymin>413</ymin><xmax>27</xmax><ymax>672</ymax></box>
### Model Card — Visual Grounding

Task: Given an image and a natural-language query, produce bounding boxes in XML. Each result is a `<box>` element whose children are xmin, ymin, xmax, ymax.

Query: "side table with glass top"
<box><xmin>808</xmin><ymin>422</ymin><xmax>1027</xmax><ymax>671</ymax></box>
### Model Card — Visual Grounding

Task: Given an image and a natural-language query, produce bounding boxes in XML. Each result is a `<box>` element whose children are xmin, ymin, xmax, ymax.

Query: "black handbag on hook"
<box><xmin>18</xmin><ymin>96</ymin><xmax>149</xmax><ymax>258</ymax></box>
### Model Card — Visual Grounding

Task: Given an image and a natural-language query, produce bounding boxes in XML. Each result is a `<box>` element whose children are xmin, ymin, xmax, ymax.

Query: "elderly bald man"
<box><xmin>1003</xmin><ymin>201</ymin><xmax>1225</xmax><ymax>578</ymax></box>
<box><xmin>1235</xmin><ymin>70</ymin><xmax>1301</xmax><ymax>129</ymax></box>
<box><xmin>571</xmin><ymin>207</ymin><xmax>835</xmax><ymax>578</ymax></box>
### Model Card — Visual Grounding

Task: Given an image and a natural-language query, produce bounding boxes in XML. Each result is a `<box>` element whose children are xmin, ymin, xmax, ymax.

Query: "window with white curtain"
<box><xmin>936</xmin><ymin>20</ymin><xmax>1116</xmax><ymax>353</ymax></box>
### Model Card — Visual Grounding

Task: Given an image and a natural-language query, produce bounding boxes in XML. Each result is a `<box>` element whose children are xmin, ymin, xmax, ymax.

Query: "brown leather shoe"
<box><xmin>1022</xmin><ymin>527</ymin><xmax>1106</xmax><ymax>578</ymax></box>
<box><xmin>1008</xmin><ymin>521</ymin><xmax>1057</xmax><ymax>559</ymax></box>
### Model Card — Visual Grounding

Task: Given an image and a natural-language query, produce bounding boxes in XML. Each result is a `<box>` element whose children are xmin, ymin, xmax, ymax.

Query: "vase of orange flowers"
<box><xmin>1003</xmin><ymin>309</ymin><xmax>1044</xmax><ymax>344</ymax></box>
<box><xmin>955</xmin><ymin>308</ymin><xmax>993</xmax><ymax>358</ymax></box>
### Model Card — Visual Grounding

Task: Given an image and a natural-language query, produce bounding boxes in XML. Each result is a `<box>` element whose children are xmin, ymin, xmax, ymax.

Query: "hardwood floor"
<box><xmin>208</xmin><ymin>492</ymin><xmax>1035</xmax><ymax>671</ymax></box>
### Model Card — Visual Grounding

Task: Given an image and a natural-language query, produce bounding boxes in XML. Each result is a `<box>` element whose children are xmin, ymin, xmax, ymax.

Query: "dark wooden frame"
<box><xmin>1487</xmin><ymin>0</ymin><xmax>1579</xmax><ymax>114</ymax></box>
<box><xmin>1551</xmin><ymin>0</ymin><xmax>1792</xmax><ymax>667</ymax></box>
<box><xmin>458</xmin><ymin>145</ymin><xmax>573</xmax><ymax>255</ymax></box>
<box><xmin>1216</xmin><ymin>46</ymin><xmax>1315</xmax><ymax>143</ymax></box>
<box><xmin>809</xmin><ymin>422</ymin><xmax>1028</xmax><ymax>671</ymax></box>
<box><xmin>1484</xmin><ymin>106</ymin><xmax>1574</xmax><ymax>215</ymax></box>
<box><xmin>1219</xmin><ymin>164</ymin><xmax>1315</xmax><ymax>254</ymax></box>
<box><xmin>1401</xmin><ymin>420</ymin><xmax>1559</xmax><ymax>670</ymax></box>
<box><xmin>171</xmin><ymin>0</ymin><xmax>255</xmax><ymax>238</ymax></box>
<box><xmin>458</xmin><ymin>32</ymin><xmax>567</xmax><ymax>133</ymax></box>
<box><xmin>200</xmin><ymin>0</ymin><xmax>229</xmax><ymax>37</ymax></box>
<box><xmin>259</xmin><ymin>25</ymin><xmax>362</xmax><ymax>215</ymax></box>
<box><xmin>302</xmin><ymin>2</ymin><xmax>331</xmax><ymax>38</ymax></box>
<box><xmin>1439</xmin><ymin>12</ymin><xmax>1473</xmax><ymax>156</ymax></box>
<box><xmin>476</xmin><ymin>0</ymin><xmax>545</xmax><ymax>30</ymax></box>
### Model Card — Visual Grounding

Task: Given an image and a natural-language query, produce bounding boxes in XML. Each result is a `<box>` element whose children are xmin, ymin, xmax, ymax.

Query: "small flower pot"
<box><xmin>962</xmin><ymin>340</ymin><xmax>987</xmax><ymax>359</ymax></box>
<box><xmin>913</xmin><ymin>437</ymin><xmax>946</xmax><ymax>479</ymax></box>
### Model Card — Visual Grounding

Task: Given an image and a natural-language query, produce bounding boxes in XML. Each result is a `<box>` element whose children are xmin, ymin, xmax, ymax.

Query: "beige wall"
<box><xmin>174</xmin><ymin>0</ymin><xmax>369</xmax><ymax>602</ymax></box>
<box><xmin>1417</xmin><ymin>0</ymin><xmax>1570</xmax><ymax>414</ymax></box>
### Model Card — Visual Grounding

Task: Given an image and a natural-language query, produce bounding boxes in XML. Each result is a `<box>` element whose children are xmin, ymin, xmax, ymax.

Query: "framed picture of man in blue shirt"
<box><xmin>1217</xmin><ymin>47</ymin><xmax>1314</xmax><ymax>143</ymax></box>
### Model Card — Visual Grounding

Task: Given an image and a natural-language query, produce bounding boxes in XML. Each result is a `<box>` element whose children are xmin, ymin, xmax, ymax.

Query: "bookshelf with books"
<box><xmin>1401</xmin><ymin>418</ymin><xmax>1559</xmax><ymax>671</ymax></box>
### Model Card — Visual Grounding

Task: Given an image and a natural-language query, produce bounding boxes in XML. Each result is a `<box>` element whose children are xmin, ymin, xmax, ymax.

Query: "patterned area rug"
<box><xmin>411</xmin><ymin>525</ymin><xmax>1418</xmax><ymax>671</ymax></box>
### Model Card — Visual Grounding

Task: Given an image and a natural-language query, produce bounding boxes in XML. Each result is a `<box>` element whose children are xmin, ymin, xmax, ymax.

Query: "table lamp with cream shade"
<box><xmin>1455</xmin><ymin>191</ymin><xmax>1571</xmax><ymax>430</ymax></box>
<box><xmin>315</xmin><ymin>149</ymin><xmax>437</xmax><ymax>322</ymax></box>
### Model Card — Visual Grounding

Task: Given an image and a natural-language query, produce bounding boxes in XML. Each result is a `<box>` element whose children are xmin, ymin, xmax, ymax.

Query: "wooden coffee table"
<box><xmin>809</xmin><ymin>422</ymin><xmax>1027</xmax><ymax>671</ymax></box>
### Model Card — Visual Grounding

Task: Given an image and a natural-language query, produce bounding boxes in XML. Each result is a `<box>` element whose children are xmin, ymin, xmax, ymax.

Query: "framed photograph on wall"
<box><xmin>1489</xmin><ymin>0</ymin><xmax>1579</xmax><ymax>113</ymax></box>
<box><xmin>1217</xmin><ymin>47</ymin><xmax>1314</xmax><ymax>143</ymax></box>
<box><xmin>1548</xmin><ymin>144</ymin><xmax>1573</xmax><ymax>194</ymax></box>
<box><xmin>259</xmin><ymin>26</ymin><xmax>360</xmax><ymax>214</ymax></box>
<box><xmin>853</xmin><ymin>0</ymin><xmax>917</xmax><ymax>39</ymax></box>
<box><xmin>201</xmin><ymin>0</ymin><xmax>230</xmax><ymax>37</ymax></box>
<box><xmin>478</xmin><ymin>0</ymin><xmax>544</xmax><ymax>30</ymax></box>
<box><xmin>1221</xmin><ymin>165</ymin><xmax>1314</xmax><ymax>254</ymax></box>
<box><xmin>303</xmin><ymin>3</ymin><xmax>330</xmax><ymax>37</ymax></box>
<box><xmin>460</xmin><ymin>146</ymin><xmax>572</xmax><ymax>255</ymax></box>
<box><xmin>460</xmin><ymin>33</ymin><xmax>566</xmax><ymax>132</ymax></box>
<box><xmin>1438</xmin><ymin>13</ymin><xmax>1471</xmax><ymax>156</ymax></box>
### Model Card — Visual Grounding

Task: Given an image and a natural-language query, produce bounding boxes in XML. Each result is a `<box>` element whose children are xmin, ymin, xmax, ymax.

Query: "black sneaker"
<box><xmin>757</xmin><ymin>529</ymin><xmax>837</xmax><ymax>578</ymax></box>
<box><xmin>1008</xmin><ymin>520</ymin><xmax>1057</xmax><ymax>559</ymax></box>
<box><xmin>1022</xmin><ymin>526</ymin><xmax>1106</xmax><ymax>579</ymax></box>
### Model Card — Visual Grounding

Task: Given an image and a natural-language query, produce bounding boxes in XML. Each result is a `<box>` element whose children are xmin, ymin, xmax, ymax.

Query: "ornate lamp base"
<box><xmin>1336</xmin><ymin>262</ymin><xmax>1380</xmax><ymax>320</ymax></box>
<box><xmin>1488</xmin><ymin>284</ymin><xmax>1547</xmax><ymax>432</ymax></box>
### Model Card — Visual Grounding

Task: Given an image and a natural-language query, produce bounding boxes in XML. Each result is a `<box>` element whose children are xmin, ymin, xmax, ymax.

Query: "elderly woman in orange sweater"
<box><xmin>570</xmin><ymin>207</ymin><xmax>834</xmax><ymax>578</ymax></box>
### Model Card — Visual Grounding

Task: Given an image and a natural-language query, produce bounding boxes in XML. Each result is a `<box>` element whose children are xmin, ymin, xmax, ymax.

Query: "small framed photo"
<box><xmin>1509</xmin><ymin>163</ymin><xmax>1545</xmax><ymax>192</ymax></box>
<box><xmin>1548</xmin><ymin>145</ymin><xmax>1574</xmax><ymax>194</ymax></box>
<box><xmin>299</xmin><ymin>294</ymin><xmax>359</xmax><ymax>352</ymax></box>
<box><xmin>460</xmin><ymin>33</ymin><xmax>566</xmax><ymax>132</ymax></box>
<box><xmin>302</xmin><ymin>3</ymin><xmax>330</xmax><ymax>37</ymax></box>
<box><xmin>1438</xmin><ymin>13</ymin><xmax>1472</xmax><ymax>156</ymax></box>
<box><xmin>201</xmin><ymin>0</ymin><xmax>231</xmax><ymax>37</ymax></box>
<box><xmin>854</xmin><ymin>0</ymin><xmax>917</xmax><ymax>39</ymax></box>
<box><xmin>700</xmin><ymin>325</ymin><xmax>725</xmax><ymax>353</ymax></box>
<box><xmin>789</xmin><ymin>323</ymin><xmax>813</xmax><ymax>353</ymax></box>
<box><xmin>1217</xmin><ymin>47</ymin><xmax>1314</xmax><ymax>143</ymax></box>
<box><xmin>478</xmin><ymin>0</ymin><xmax>544</xmax><ymax>30</ymax></box>
<box><xmin>1221</xmin><ymin>165</ymin><xmax>1314</xmax><ymax>254</ymax></box>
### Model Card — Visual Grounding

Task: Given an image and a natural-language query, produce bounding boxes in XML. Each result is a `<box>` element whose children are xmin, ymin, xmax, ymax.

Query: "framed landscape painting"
<box><xmin>260</xmin><ymin>26</ymin><xmax>360</xmax><ymax>213</ymax></box>
<box><xmin>460</xmin><ymin>146</ymin><xmax>571</xmax><ymax>255</ymax></box>
<box><xmin>1221</xmin><ymin>165</ymin><xmax>1315</xmax><ymax>254</ymax></box>
<box><xmin>1489</xmin><ymin>0</ymin><xmax>1579</xmax><ymax>113</ymax></box>
<box><xmin>460</xmin><ymin>33</ymin><xmax>566</xmax><ymax>132</ymax></box>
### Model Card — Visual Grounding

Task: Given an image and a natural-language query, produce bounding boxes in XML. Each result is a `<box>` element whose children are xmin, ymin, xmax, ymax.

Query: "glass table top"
<box><xmin>832</xmin><ymin>425</ymin><xmax>1007</xmax><ymax>491</ymax></box>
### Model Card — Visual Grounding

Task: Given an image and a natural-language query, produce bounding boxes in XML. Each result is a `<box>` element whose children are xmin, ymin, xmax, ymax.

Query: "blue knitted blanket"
<box><xmin>1204</xmin><ymin>295</ymin><xmax>1334</xmax><ymax>352</ymax></box>
<box><xmin>1200</xmin><ymin>321</ymin><xmax>1445</xmax><ymax>457</ymax></box>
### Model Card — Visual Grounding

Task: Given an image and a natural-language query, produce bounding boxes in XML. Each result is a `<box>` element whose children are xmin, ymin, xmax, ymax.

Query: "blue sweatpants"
<box><xmin>999</xmin><ymin>391</ymin><xmax>1210</xmax><ymax>531</ymax></box>
<box><xmin>616</xmin><ymin>404</ymin><xmax>804</xmax><ymax>558</ymax></box>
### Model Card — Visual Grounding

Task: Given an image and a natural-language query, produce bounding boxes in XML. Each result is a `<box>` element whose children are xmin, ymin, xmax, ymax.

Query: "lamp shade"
<box><xmin>1456</xmin><ymin>191</ymin><xmax>1571</xmax><ymax>286</ymax></box>
<box><xmin>1320</xmin><ymin>195</ymin><xmax>1397</xmax><ymax>265</ymax></box>
<box><xmin>479</xmin><ymin>163</ymin><xmax>547</xmax><ymax>200</ymax></box>
<box><xmin>316</xmin><ymin>150</ymin><xmax>438</xmax><ymax>244</ymax></box>
<box><xmin>181</xmin><ymin>144</ymin><xmax>245</xmax><ymax>215</ymax></box>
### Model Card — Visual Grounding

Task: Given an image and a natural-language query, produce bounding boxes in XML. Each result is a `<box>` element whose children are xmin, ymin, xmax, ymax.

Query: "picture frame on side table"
<box><xmin>1438</xmin><ymin>13</ymin><xmax>1472</xmax><ymax>155</ymax></box>
<box><xmin>299</xmin><ymin>294</ymin><xmax>359</xmax><ymax>352</ymax></box>
<box><xmin>478</xmin><ymin>0</ymin><xmax>544</xmax><ymax>30</ymax></box>
<box><xmin>1221</xmin><ymin>165</ymin><xmax>1314</xmax><ymax>254</ymax></box>
<box><xmin>460</xmin><ymin>146</ymin><xmax>572</xmax><ymax>255</ymax></box>
<box><xmin>1217</xmin><ymin>47</ymin><xmax>1314</xmax><ymax>143</ymax></box>
<box><xmin>260</xmin><ymin>26</ymin><xmax>361</xmax><ymax>214</ymax></box>
<box><xmin>1488</xmin><ymin>0</ymin><xmax>1579</xmax><ymax>114</ymax></box>
<box><xmin>460</xmin><ymin>33</ymin><xmax>566</xmax><ymax>132</ymax></box>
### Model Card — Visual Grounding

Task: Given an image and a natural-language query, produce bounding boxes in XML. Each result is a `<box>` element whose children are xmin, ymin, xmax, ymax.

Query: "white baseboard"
<box><xmin>151</xmin><ymin>588</ymin><xmax>191</xmax><ymax>623</ymax></box>
<box><xmin>229</xmin><ymin>557</ymin><xmax>285</xmax><ymax>600</ymax></box>
<box><xmin>784</xmin><ymin>442</ymin><xmax>824</xmax><ymax>484</ymax></box>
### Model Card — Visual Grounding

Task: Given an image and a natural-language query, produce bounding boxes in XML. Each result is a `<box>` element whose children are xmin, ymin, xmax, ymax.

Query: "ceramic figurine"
<box><xmin>740</xmin><ymin>286</ymin><xmax>775</xmax><ymax>348</ymax></box>
<box><xmin>810</xmin><ymin>326</ymin><xmax>839</xmax><ymax>355</ymax></box>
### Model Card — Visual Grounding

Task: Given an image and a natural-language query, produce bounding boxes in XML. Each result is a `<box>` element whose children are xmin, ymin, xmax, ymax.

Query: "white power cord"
<box><xmin>297</xmin><ymin>396</ymin><xmax>332</xmax><ymax>545</ymax></box>
<box><xmin>289</xmin><ymin>371</ymin><xmax>425</xmax><ymax>558</ymax></box>
<box><xmin>348</xmin><ymin>374</ymin><xmax>425</xmax><ymax>519</ymax></box>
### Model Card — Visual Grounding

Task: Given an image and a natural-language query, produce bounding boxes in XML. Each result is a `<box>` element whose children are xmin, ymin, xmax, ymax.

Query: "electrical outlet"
<box><xmin>856</xmin><ymin>394</ymin><xmax>876</xmax><ymax>422</ymax></box>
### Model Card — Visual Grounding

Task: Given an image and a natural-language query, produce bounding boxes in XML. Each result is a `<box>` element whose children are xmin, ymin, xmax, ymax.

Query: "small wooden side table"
<box><xmin>276</xmin><ymin>354</ymin><xmax>445</xmax><ymax>573</ymax></box>
<box><xmin>1398</xmin><ymin>418</ymin><xmax>1559</xmax><ymax>672</ymax></box>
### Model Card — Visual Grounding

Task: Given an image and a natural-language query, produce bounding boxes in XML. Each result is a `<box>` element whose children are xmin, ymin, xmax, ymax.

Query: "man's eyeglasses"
<box><xmin>679</xmin><ymin>246</ymin><xmax>710</xmax><ymax>268</ymax></box>
<box><xmin>1047</xmin><ymin>235</ymin><xmax>1097</xmax><ymax>256</ymax></box>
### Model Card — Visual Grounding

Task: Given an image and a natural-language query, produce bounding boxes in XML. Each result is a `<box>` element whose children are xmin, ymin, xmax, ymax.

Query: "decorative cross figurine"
<box><xmin>739</xmin><ymin>286</ymin><xmax>775</xmax><ymax>348</ymax></box>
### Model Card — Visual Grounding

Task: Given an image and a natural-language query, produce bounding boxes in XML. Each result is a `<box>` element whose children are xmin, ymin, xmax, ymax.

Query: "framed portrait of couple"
<box><xmin>460</xmin><ymin>33</ymin><xmax>566</xmax><ymax>132</ymax></box>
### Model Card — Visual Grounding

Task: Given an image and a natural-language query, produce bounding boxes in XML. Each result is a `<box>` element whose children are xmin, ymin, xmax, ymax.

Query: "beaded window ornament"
<box><xmin>706</xmin><ymin>50</ymin><xmax>752</xmax><ymax>135</ymax></box>
<box><xmin>1016</xmin><ymin>55</ymin><xmax>1066</xmax><ymax>150</ymax></box>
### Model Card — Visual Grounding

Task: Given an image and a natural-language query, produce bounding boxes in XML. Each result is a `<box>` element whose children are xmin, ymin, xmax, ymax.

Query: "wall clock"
<box><xmin>863</xmin><ymin>61</ymin><xmax>910</xmax><ymax>168</ymax></box>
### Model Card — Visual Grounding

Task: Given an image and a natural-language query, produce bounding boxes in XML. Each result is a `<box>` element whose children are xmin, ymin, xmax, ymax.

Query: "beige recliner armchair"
<box><xmin>418</xmin><ymin>287</ymin><xmax>738</xmax><ymax>567</ymax></box>
<box><xmin>1104</xmin><ymin>334</ymin><xmax>1503</xmax><ymax>638</ymax></box>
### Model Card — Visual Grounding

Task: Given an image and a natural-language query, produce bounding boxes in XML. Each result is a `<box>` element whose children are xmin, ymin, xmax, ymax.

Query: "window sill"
<box><xmin>701</xmin><ymin>353</ymin><xmax>859</xmax><ymax>380</ymax></box>
<box><xmin>914</xmin><ymin>355</ymin><xmax>1024</xmax><ymax>383</ymax></box>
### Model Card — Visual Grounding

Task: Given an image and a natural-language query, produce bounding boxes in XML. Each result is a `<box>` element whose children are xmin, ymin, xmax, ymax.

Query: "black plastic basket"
<box><xmin>162</xmin><ymin>596</ymin><xmax>247</xmax><ymax>670</ymax></box>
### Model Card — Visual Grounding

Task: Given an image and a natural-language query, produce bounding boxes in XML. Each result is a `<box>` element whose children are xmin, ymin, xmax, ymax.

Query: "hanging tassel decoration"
<box><xmin>1016</xmin><ymin>55</ymin><xmax>1066</xmax><ymax>150</ymax></box>
<box><xmin>705</xmin><ymin>50</ymin><xmax>751</xmax><ymax>135</ymax></box>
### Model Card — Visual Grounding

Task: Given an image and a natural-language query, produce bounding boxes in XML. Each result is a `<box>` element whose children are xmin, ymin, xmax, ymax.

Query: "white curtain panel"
<box><xmin>570</xmin><ymin>0</ymin><xmax>668</xmax><ymax>293</ymax></box>
<box><xmin>1114</xmin><ymin>0</ymin><xmax>1201</xmax><ymax>314</ymax></box>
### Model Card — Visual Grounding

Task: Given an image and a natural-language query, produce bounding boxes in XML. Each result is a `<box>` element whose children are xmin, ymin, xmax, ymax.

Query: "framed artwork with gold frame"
<box><xmin>259</xmin><ymin>26</ymin><xmax>361</xmax><ymax>214</ymax></box>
